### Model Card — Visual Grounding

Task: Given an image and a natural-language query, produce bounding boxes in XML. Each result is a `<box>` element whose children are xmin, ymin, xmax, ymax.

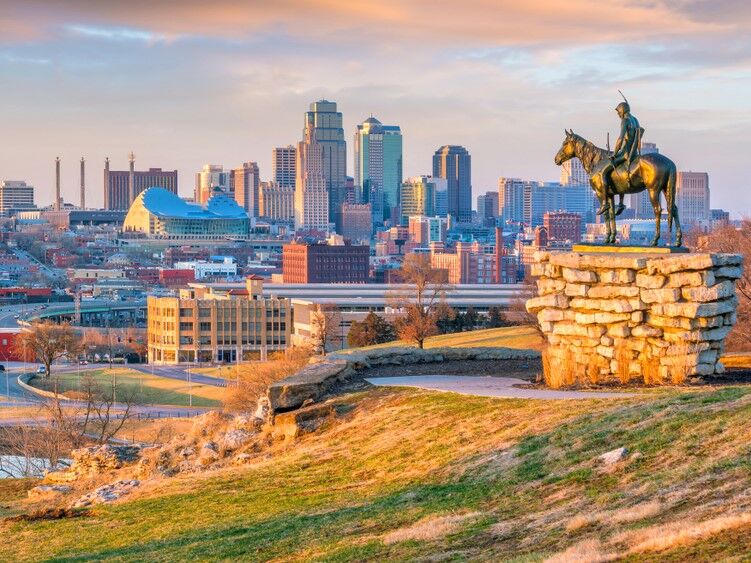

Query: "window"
<box><xmin>179</xmin><ymin>308</ymin><xmax>192</xmax><ymax>318</ymax></box>
<box><xmin>179</xmin><ymin>322</ymin><xmax>193</xmax><ymax>331</ymax></box>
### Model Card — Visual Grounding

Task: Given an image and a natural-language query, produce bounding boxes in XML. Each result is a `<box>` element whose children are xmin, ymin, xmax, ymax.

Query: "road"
<box><xmin>366</xmin><ymin>375</ymin><xmax>635</xmax><ymax>400</ymax></box>
<box><xmin>130</xmin><ymin>365</ymin><xmax>227</xmax><ymax>387</ymax></box>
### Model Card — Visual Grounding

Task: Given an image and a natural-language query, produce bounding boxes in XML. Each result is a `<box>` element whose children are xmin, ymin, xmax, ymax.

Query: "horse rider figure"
<box><xmin>596</xmin><ymin>96</ymin><xmax>644</xmax><ymax>216</ymax></box>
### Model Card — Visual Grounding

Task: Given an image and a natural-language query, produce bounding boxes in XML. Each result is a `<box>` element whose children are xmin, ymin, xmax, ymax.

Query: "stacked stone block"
<box><xmin>526</xmin><ymin>251</ymin><xmax>743</xmax><ymax>384</ymax></box>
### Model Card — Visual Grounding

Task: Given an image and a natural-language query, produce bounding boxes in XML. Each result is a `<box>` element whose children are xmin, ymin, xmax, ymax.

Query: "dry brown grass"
<box><xmin>542</xmin><ymin>347</ymin><xmax>578</xmax><ymax>389</ymax></box>
<box><xmin>565</xmin><ymin>501</ymin><xmax>665</xmax><ymax>532</ymax></box>
<box><xmin>222</xmin><ymin>347</ymin><xmax>312</xmax><ymax>412</ymax></box>
<box><xmin>641</xmin><ymin>347</ymin><xmax>662</xmax><ymax>385</ymax></box>
<box><xmin>544</xmin><ymin>539</ymin><xmax>610</xmax><ymax>563</ymax></box>
<box><xmin>614</xmin><ymin>341</ymin><xmax>633</xmax><ymax>385</ymax></box>
<box><xmin>382</xmin><ymin>512</ymin><xmax>481</xmax><ymax>545</ymax></box>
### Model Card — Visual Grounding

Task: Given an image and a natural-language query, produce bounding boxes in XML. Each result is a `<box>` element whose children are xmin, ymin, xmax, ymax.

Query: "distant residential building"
<box><xmin>174</xmin><ymin>257</ymin><xmax>237</xmax><ymax>280</ymax></box>
<box><xmin>259</xmin><ymin>181</ymin><xmax>294</xmax><ymax>221</ymax></box>
<box><xmin>305</xmin><ymin>100</ymin><xmax>347</xmax><ymax>223</ymax></box>
<box><xmin>544</xmin><ymin>211</ymin><xmax>582</xmax><ymax>242</ymax></box>
<box><xmin>560</xmin><ymin>157</ymin><xmax>589</xmax><ymax>186</ymax></box>
<box><xmin>400</xmin><ymin>176</ymin><xmax>447</xmax><ymax>224</ymax></box>
<box><xmin>230</xmin><ymin>162</ymin><xmax>260</xmax><ymax>217</ymax></box>
<box><xmin>147</xmin><ymin>277</ymin><xmax>291</xmax><ymax>364</ymax></box>
<box><xmin>354</xmin><ymin>117</ymin><xmax>403</xmax><ymax>226</ymax></box>
<box><xmin>430</xmin><ymin>241</ymin><xmax>496</xmax><ymax>284</ymax></box>
<box><xmin>195</xmin><ymin>164</ymin><xmax>230</xmax><ymax>205</ymax></box>
<box><xmin>0</xmin><ymin>181</ymin><xmax>34</xmax><ymax>216</ymax></box>
<box><xmin>158</xmin><ymin>269</ymin><xmax>196</xmax><ymax>288</ymax></box>
<box><xmin>295</xmin><ymin>117</ymin><xmax>330</xmax><ymax>232</ymax></box>
<box><xmin>677</xmin><ymin>171</ymin><xmax>710</xmax><ymax>225</ymax></box>
<box><xmin>282</xmin><ymin>241</ymin><xmax>369</xmax><ymax>283</ymax></box>
<box><xmin>408</xmin><ymin>216</ymin><xmax>447</xmax><ymax>245</ymax></box>
<box><xmin>103</xmin><ymin>159</ymin><xmax>178</xmax><ymax>211</ymax></box>
<box><xmin>337</xmin><ymin>203</ymin><xmax>372</xmax><ymax>244</ymax></box>
<box><xmin>272</xmin><ymin>146</ymin><xmax>296</xmax><ymax>189</ymax></box>
<box><xmin>476</xmin><ymin>191</ymin><xmax>499</xmax><ymax>226</ymax></box>
<box><xmin>122</xmin><ymin>187</ymin><xmax>249</xmax><ymax>240</ymax></box>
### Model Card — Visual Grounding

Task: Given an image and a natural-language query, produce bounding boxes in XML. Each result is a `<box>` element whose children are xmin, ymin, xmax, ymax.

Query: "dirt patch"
<box><xmin>357</xmin><ymin>359</ymin><xmax>541</xmax><ymax>380</ymax></box>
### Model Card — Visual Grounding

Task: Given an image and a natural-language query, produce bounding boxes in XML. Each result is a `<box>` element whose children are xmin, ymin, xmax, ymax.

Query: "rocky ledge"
<box><xmin>526</xmin><ymin>251</ymin><xmax>742</xmax><ymax>386</ymax></box>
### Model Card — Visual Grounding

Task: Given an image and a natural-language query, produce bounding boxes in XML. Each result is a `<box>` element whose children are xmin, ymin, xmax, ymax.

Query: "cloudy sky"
<box><xmin>1</xmin><ymin>0</ymin><xmax>750</xmax><ymax>213</ymax></box>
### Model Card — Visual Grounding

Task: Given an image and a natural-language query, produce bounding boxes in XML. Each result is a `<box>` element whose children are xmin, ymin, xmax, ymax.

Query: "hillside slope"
<box><xmin>2</xmin><ymin>382</ymin><xmax>751</xmax><ymax>561</ymax></box>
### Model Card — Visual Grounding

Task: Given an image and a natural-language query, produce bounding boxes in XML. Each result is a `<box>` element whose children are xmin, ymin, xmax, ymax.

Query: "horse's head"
<box><xmin>554</xmin><ymin>129</ymin><xmax>576</xmax><ymax>166</ymax></box>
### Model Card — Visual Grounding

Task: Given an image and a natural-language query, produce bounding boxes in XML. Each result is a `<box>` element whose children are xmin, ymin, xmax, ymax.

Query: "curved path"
<box><xmin>365</xmin><ymin>375</ymin><xmax>635</xmax><ymax>400</ymax></box>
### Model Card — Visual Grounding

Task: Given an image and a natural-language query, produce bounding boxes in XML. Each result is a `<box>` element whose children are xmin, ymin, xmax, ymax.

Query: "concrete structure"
<box><xmin>147</xmin><ymin>277</ymin><xmax>292</xmax><ymax>364</ymax></box>
<box><xmin>400</xmin><ymin>176</ymin><xmax>447</xmax><ymax>224</ymax></box>
<box><xmin>80</xmin><ymin>157</ymin><xmax>86</xmax><ymax>210</ymax></box>
<box><xmin>42</xmin><ymin>209</ymin><xmax>126</xmax><ymax>229</ymax></box>
<box><xmin>678</xmin><ymin>171</ymin><xmax>710</xmax><ymax>225</ymax></box>
<box><xmin>272</xmin><ymin>145</ymin><xmax>296</xmax><ymax>189</ymax></box>
<box><xmin>104</xmin><ymin>158</ymin><xmax>178</xmax><ymax>211</ymax></box>
<box><xmin>195</xmin><ymin>164</ymin><xmax>230</xmax><ymax>205</ymax></box>
<box><xmin>259</xmin><ymin>181</ymin><xmax>294</xmax><ymax>221</ymax></box>
<box><xmin>337</xmin><ymin>203</ymin><xmax>372</xmax><ymax>244</ymax></box>
<box><xmin>0</xmin><ymin>181</ymin><xmax>35</xmax><ymax>216</ymax></box>
<box><xmin>544</xmin><ymin>211</ymin><xmax>582</xmax><ymax>243</ymax></box>
<box><xmin>433</xmin><ymin>145</ymin><xmax>471</xmax><ymax>222</ymax></box>
<box><xmin>55</xmin><ymin>157</ymin><xmax>61</xmax><ymax>211</ymax></box>
<box><xmin>295</xmin><ymin>116</ymin><xmax>330</xmax><ymax>232</ymax></box>
<box><xmin>122</xmin><ymin>187</ymin><xmax>249</xmax><ymax>240</ymax></box>
<box><xmin>527</xmin><ymin>250</ymin><xmax>742</xmax><ymax>386</ymax></box>
<box><xmin>282</xmin><ymin>241</ymin><xmax>369</xmax><ymax>283</ymax></box>
<box><xmin>353</xmin><ymin>117</ymin><xmax>402</xmax><ymax>226</ymax></box>
<box><xmin>305</xmin><ymin>100</ymin><xmax>347</xmax><ymax>223</ymax></box>
<box><xmin>230</xmin><ymin>162</ymin><xmax>260</xmax><ymax>217</ymax></box>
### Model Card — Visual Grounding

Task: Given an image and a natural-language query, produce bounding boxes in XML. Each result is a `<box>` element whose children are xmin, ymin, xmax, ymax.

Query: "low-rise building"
<box><xmin>147</xmin><ymin>276</ymin><xmax>292</xmax><ymax>364</ymax></box>
<box><xmin>174</xmin><ymin>257</ymin><xmax>238</xmax><ymax>280</ymax></box>
<box><xmin>282</xmin><ymin>240</ymin><xmax>370</xmax><ymax>283</ymax></box>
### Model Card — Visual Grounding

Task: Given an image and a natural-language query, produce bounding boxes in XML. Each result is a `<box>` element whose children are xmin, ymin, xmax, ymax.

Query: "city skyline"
<box><xmin>1</xmin><ymin>2</ymin><xmax>749</xmax><ymax>213</ymax></box>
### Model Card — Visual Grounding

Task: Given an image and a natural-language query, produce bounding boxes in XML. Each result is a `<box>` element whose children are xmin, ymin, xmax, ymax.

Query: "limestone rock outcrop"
<box><xmin>527</xmin><ymin>251</ymin><xmax>742</xmax><ymax>385</ymax></box>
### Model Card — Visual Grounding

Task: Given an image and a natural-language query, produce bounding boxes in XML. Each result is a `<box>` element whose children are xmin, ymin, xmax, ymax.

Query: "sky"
<box><xmin>1</xmin><ymin>0</ymin><xmax>751</xmax><ymax>214</ymax></box>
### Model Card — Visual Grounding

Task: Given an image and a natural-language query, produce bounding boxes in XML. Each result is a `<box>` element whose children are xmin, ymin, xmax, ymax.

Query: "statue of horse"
<box><xmin>554</xmin><ymin>130</ymin><xmax>682</xmax><ymax>247</ymax></box>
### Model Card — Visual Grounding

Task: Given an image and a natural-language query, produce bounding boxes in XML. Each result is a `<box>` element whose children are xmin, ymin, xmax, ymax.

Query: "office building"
<box><xmin>544</xmin><ymin>211</ymin><xmax>582</xmax><ymax>242</ymax></box>
<box><xmin>195</xmin><ymin>164</ymin><xmax>230</xmax><ymax>205</ymax></box>
<box><xmin>272</xmin><ymin>146</ymin><xmax>296</xmax><ymax>189</ymax></box>
<box><xmin>282</xmin><ymin>241</ymin><xmax>369</xmax><ymax>283</ymax></box>
<box><xmin>408</xmin><ymin>216</ymin><xmax>447</xmax><ymax>245</ymax></box>
<box><xmin>560</xmin><ymin>157</ymin><xmax>589</xmax><ymax>186</ymax></box>
<box><xmin>122</xmin><ymin>187</ymin><xmax>249</xmax><ymax>240</ymax></box>
<box><xmin>337</xmin><ymin>203</ymin><xmax>372</xmax><ymax>244</ymax></box>
<box><xmin>678</xmin><ymin>171</ymin><xmax>710</xmax><ymax>225</ymax></box>
<box><xmin>305</xmin><ymin>100</ymin><xmax>347</xmax><ymax>223</ymax></box>
<box><xmin>295</xmin><ymin>118</ymin><xmax>330</xmax><ymax>232</ymax></box>
<box><xmin>433</xmin><ymin>145</ymin><xmax>471</xmax><ymax>222</ymax></box>
<box><xmin>498</xmin><ymin>177</ymin><xmax>526</xmax><ymax>225</ymax></box>
<box><xmin>353</xmin><ymin>117</ymin><xmax>402</xmax><ymax>226</ymax></box>
<box><xmin>0</xmin><ymin>181</ymin><xmax>35</xmax><ymax>216</ymax></box>
<box><xmin>400</xmin><ymin>176</ymin><xmax>447</xmax><ymax>223</ymax></box>
<box><xmin>259</xmin><ymin>181</ymin><xmax>294</xmax><ymax>221</ymax></box>
<box><xmin>230</xmin><ymin>162</ymin><xmax>260</xmax><ymax>217</ymax></box>
<box><xmin>476</xmin><ymin>191</ymin><xmax>499</xmax><ymax>226</ymax></box>
<box><xmin>147</xmin><ymin>277</ymin><xmax>292</xmax><ymax>364</ymax></box>
<box><xmin>104</xmin><ymin>158</ymin><xmax>178</xmax><ymax>211</ymax></box>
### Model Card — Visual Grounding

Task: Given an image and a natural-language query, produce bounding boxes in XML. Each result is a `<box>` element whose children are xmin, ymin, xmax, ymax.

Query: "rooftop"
<box><xmin>137</xmin><ymin>187</ymin><xmax>247</xmax><ymax>220</ymax></box>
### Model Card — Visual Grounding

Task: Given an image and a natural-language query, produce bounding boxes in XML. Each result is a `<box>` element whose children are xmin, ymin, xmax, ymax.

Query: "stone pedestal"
<box><xmin>526</xmin><ymin>251</ymin><xmax>743</xmax><ymax>386</ymax></box>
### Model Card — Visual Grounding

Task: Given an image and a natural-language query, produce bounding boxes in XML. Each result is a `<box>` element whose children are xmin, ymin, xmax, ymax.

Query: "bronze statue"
<box><xmin>554</xmin><ymin>98</ymin><xmax>682</xmax><ymax>247</ymax></box>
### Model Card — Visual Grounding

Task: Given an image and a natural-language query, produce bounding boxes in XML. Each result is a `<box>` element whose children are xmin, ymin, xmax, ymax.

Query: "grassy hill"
<box><xmin>2</xmin><ymin>381</ymin><xmax>751</xmax><ymax>560</ymax></box>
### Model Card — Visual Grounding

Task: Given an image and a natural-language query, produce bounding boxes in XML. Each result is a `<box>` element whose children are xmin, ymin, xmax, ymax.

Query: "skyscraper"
<box><xmin>353</xmin><ymin>117</ymin><xmax>402</xmax><ymax>227</ymax></box>
<box><xmin>295</xmin><ymin>119</ymin><xmax>329</xmax><ymax>231</ymax></box>
<box><xmin>433</xmin><ymin>145</ymin><xmax>471</xmax><ymax>222</ymax></box>
<box><xmin>305</xmin><ymin>100</ymin><xmax>347</xmax><ymax>223</ymax></box>
<box><xmin>678</xmin><ymin>171</ymin><xmax>710</xmax><ymax>225</ymax></box>
<box><xmin>400</xmin><ymin>176</ymin><xmax>447</xmax><ymax>223</ymax></box>
<box><xmin>476</xmin><ymin>191</ymin><xmax>499</xmax><ymax>226</ymax></box>
<box><xmin>231</xmin><ymin>162</ymin><xmax>260</xmax><ymax>217</ymax></box>
<box><xmin>195</xmin><ymin>165</ymin><xmax>230</xmax><ymax>205</ymax></box>
<box><xmin>498</xmin><ymin>177</ymin><xmax>526</xmax><ymax>225</ymax></box>
<box><xmin>560</xmin><ymin>157</ymin><xmax>589</xmax><ymax>186</ymax></box>
<box><xmin>0</xmin><ymin>180</ymin><xmax>35</xmax><ymax>216</ymax></box>
<box><xmin>272</xmin><ymin>146</ymin><xmax>296</xmax><ymax>189</ymax></box>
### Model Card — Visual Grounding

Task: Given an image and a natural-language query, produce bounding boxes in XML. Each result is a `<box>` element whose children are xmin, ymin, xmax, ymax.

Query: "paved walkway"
<box><xmin>365</xmin><ymin>375</ymin><xmax>635</xmax><ymax>400</ymax></box>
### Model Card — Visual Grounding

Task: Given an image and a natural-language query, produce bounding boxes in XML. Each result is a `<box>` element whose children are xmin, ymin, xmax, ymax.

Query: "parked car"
<box><xmin>36</xmin><ymin>366</ymin><xmax>46</xmax><ymax>374</ymax></box>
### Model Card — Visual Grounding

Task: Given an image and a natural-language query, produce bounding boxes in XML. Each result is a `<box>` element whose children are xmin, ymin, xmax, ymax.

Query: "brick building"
<box><xmin>282</xmin><ymin>241</ymin><xmax>370</xmax><ymax>283</ymax></box>
<box><xmin>543</xmin><ymin>211</ymin><xmax>582</xmax><ymax>242</ymax></box>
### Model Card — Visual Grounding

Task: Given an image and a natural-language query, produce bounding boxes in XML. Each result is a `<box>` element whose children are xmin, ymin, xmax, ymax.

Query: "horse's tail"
<box><xmin>666</xmin><ymin>162</ymin><xmax>677</xmax><ymax>238</ymax></box>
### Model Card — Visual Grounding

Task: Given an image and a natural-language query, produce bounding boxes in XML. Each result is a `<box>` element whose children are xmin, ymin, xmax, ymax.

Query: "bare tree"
<box><xmin>695</xmin><ymin>221</ymin><xmax>751</xmax><ymax>350</ymax></box>
<box><xmin>14</xmin><ymin>321</ymin><xmax>82</xmax><ymax>377</ymax></box>
<box><xmin>389</xmin><ymin>254</ymin><xmax>452</xmax><ymax>349</ymax></box>
<box><xmin>310</xmin><ymin>304</ymin><xmax>343</xmax><ymax>355</ymax></box>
